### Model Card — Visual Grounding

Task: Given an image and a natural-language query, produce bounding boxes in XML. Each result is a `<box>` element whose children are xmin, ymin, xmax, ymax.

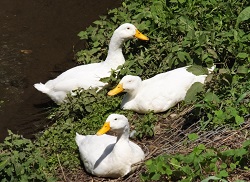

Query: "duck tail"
<box><xmin>34</xmin><ymin>83</ymin><xmax>50</xmax><ymax>94</ymax></box>
<box><xmin>207</xmin><ymin>64</ymin><xmax>216</xmax><ymax>73</ymax></box>
<box><xmin>75</xmin><ymin>132</ymin><xmax>85</xmax><ymax>147</ymax></box>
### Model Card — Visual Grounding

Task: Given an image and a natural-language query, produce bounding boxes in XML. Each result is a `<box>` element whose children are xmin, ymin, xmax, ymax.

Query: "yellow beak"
<box><xmin>135</xmin><ymin>29</ymin><xmax>149</xmax><ymax>40</ymax></box>
<box><xmin>108</xmin><ymin>83</ymin><xmax>124</xmax><ymax>96</ymax></box>
<box><xmin>96</xmin><ymin>122</ymin><xmax>111</xmax><ymax>136</ymax></box>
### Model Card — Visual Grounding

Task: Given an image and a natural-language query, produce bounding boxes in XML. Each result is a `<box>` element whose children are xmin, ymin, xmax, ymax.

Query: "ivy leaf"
<box><xmin>236</xmin><ymin>6</ymin><xmax>250</xmax><ymax>28</ymax></box>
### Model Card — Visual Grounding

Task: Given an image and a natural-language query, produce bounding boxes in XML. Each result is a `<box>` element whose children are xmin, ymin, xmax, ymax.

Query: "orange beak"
<box><xmin>135</xmin><ymin>29</ymin><xmax>149</xmax><ymax>40</ymax></box>
<box><xmin>96</xmin><ymin>122</ymin><xmax>111</xmax><ymax>136</ymax></box>
<box><xmin>108</xmin><ymin>84</ymin><xmax>124</xmax><ymax>96</ymax></box>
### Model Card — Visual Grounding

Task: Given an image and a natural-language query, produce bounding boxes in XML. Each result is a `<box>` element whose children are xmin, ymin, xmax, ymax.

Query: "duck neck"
<box><xmin>104</xmin><ymin>33</ymin><xmax>126</xmax><ymax>68</ymax></box>
<box><xmin>116</xmin><ymin>125</ymin><xmax>130</xmax><ymax>143</ymax></box>
<box><xmin>125</xmin><ymin>83</ymin><xmax>141</xmax><ymax>101</ymax></box>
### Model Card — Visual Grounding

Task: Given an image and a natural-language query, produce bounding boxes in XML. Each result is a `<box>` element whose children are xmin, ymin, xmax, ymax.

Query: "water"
<box><xmin>0</xmin><ymin>0</ymin><xmax>121</xmax><ymax>141</ymax></box>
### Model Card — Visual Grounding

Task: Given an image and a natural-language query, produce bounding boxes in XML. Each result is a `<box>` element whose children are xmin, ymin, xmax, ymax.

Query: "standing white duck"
<box><xmin>75</xmin><ymin>114</ymin><xmax>145</xmax><ymax>178</ymax></box>
<box><xmin>34</xmin><ymin>23</ymin><xmax>149</xmax><ymax>104</ymax></box>
<box><xmin>108</xmin><ymin>66</ymin><xmax>215</xmax><ymax>113</ymax></box>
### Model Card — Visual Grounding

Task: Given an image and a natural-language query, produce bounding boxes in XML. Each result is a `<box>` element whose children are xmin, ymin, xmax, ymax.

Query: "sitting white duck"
<box><xmin>108</xmin><ymin>66</ymin><xmax>215</xmax><ymax>113</ymax></box>
<box><xmin>34</xmin><ymin>23</ymin><xmax>149</xmax><ymax>104</ymax></box>
<box><xmin>75</xmin><ymin>114</ymin><xmax>145</xmax><ymax>178</ymax></box>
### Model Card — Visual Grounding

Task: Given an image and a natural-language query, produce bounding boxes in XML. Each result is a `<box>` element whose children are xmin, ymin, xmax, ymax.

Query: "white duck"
<box><xmin>75</xmin><ymin>114</ymin><xmax>145</xmax><ymax>178</ymax></box>
<box><xmin>34</xmin><ymin>23</ymin><xmax>149</xmax><ymax>104</ymax></box>
<box><xmin>108</xmin><ymin>66</ymin><xmax>215</xmax><ymax>113</ymax></box>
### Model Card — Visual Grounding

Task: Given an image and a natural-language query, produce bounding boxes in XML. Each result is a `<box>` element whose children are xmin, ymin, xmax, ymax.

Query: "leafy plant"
<box><xmin>39</xmin><ymin>88</ymin><xmax>121</xmax><ymax>170</ymax></box>
<box><xmin>26</xmin><ymin>0</ymin><xmax>250</xmax><ymax>179</ymax></box>
<box><xmin>185</xmin><ymin>71</ymin><xmax>250</xmax><ymax>128</ymax></box>
<box><xmin>141</xmin><ymin>140</ymin><xmax>250</xmax><ymax>181</ymax></box>
<box><xmin>39</xmin><ymin>87</ymin><xmax>161</xmax><ymax>171</ymax></box>
<box><xmin>0</xmin><ymin>130</ymin><xmax>55</xmax><ymax>182</ymax></box>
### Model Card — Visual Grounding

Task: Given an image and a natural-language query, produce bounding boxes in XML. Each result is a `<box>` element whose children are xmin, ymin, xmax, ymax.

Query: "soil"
<box><xmin>0</xmin><ymin>0</ymin><xmax>122</xmax><ymax>142</ymax></box>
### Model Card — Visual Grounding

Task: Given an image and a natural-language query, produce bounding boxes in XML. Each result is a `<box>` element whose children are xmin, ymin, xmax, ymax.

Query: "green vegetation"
<box><xmin>141</xmin><ymin>140</ymin><xmax>250</xmax><ymax>182</ymax></box>
<box><xmin>0</xmin><ymin>0</ymin><xmax>249</xmax><ymax>181</ymax></box>
<box><xmin>0</xmin><ymin>131</ymin><xmax>55</xmax><ymax>182</ymax></box>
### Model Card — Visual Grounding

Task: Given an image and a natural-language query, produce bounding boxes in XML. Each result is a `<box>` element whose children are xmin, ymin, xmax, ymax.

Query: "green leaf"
<box><xmin>151</xmin><ymin>173</ymin><xmax>161</xmax><ymax>180</ymax></box>
<box><xmin>170</xmin><ymin>158</ymin><xmax>180</xmax><ymax>169</ymax></box>
<box><xmin>201</xmin><ymin>176</ymin><xmax>227</xmax><ymax>182</ymax></box>
<box><xmin>187</xmin><ymin>65</ymin><xmax>209</xmax><ymax>76</ymax></box>
<box><xmin>220</xmin><ymin>163</ymin><xmax>227</xmax><ymax>169</ymax></box>
<box><xmin>242</xmin><ymin>140</ymin><xmax>250</xmax><ymax>148</ymax></box>
<box><xmin>235</xmin><ymin>148</ymin><xmax>247</xmax><ymax>157</ymax></box>
<box><xmin>230</xmin><ymin>163</ymin><xmax>237</xmax><ymax>170</ymax></box>
<box><xmin>207</xmin><ymin>48</ymin><xmax>218</xmax><ymax>59</ymax></box>
<box><xmin>235</xmin><ymin>115</ymin><xmax>244</xmax><ymax>125</ymax></box>
<box><xmin>181</xmin><ymin>166</ymin><xmax>192</xmax><ymax>174</ymax></box>
<box><xmin>218</xmin><ymin>170</ymin><xmax>228</xmax><ymax>178</ymax></box>
<box><xmin>236</xmin><ymin>6</ymin><xmax>250</xmax><ymax>28</ymax></box>
<box><xmin>214</xmin><ymin>110</ymin><xmax>224</xmax><ymax>119</ymax></box>
<box><xmin>236</xmin><ymin>91</ymin><xmax>250</xmax><ymax>105</ymax></box>
<box><xmin>184</xmin><ymin>82</ymin><xmax>204</xmax><ymax>103</ymax></box>
<box><xmin>178</xmin><ymin>0</ymin><xmax>186</xmax><ymax>4</ymax></box>
<box><xmin>237</xmin><ymin>66</ymin><xmax>248</xmax><ymax>74</ymax></box>
<box><xmin>0</xmin><ymin>157</ymin><xmax>9</xmax><ymax>171</ymax></box>
<box><xmin>222</xmin><ymin>149</ymin><xmax>235</xmax><ymax>157</ymax></box>
<box><xmin>145</xmin><ymin>159</ymin><xmax>153</xmax><ymax>166</ymax></box>
<box><xmin>237</xmin><ymin>52</ymin><xmax>249</xmax><ymax>59</ymax></box>
<box><xmin>204</xmin><ymin>92</ymin><xmax>220</xmax><ymax>103</ymax></box>
<box><xmin>188</xmin><ymin>133</ymin><xmax>199</xmax><ymax>141</ymax></box>
<box><xmin>77</xmin><ymin>31</ymin><xmax>88</xmax><ymax>40</ymax></box>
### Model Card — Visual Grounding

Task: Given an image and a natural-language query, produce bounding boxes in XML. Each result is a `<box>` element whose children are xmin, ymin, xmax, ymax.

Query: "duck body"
<box><xmin>36</xmin><ymin>62</ymin><xmax>113</xmax><ymax>103</ymax></box>
<box><xmin>34</xmin><ymin>23</ymin><xmax>149</xmax><ymax>104</ymax></box>
<box><xmin>108</xmin><ymin>66</ymin><xmax>214</xmax><ymax>113</ymax></box>
<box><xmin>76</xmin><ymin>134</ymin><xmax>144</xmax><ymax>178</ymax></box>
<box><xmin>75</xmin><ymin>114</ymin><xmax>145</xmax><ymax>178</ymax></box>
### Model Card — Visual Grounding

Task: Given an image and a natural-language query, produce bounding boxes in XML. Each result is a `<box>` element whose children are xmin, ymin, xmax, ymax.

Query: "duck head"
<box><xmin>96</xmin><ymin>114</ymin><xmax>129</xmax><ymax>135</ymax></box>
<box><xmin>114</xmin><ymin>23</ymin><xmax>149</xmax><ymax>41</ymax></box>
<box><xmin>108</xmin><ymin>75</ymin><xmax>142</xmax><ymax>96</ymax></box>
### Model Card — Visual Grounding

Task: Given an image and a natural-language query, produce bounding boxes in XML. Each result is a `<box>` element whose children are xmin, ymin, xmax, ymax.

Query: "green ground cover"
<box><xmin>1</xmin><ymin>0</ymin><xmax>249</xmax><ymax>181</ymax></box>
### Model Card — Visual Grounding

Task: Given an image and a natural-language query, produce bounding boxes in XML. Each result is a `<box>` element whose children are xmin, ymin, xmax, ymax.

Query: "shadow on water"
<box><xmin>0</xmin><ymin>0</ymin><xmax>122</xmax><ymax>142</ymax></box>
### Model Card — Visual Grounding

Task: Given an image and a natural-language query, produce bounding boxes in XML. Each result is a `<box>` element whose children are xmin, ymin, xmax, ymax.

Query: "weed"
<box><xmin>2</xmin><ymin>0</ymin><xmax>249</xmax><ymax>180</ymax></box>
<box><xmin>0</xmin><ymin>130</ymin><xmax>56</xmax><ymax>182</ymax></box>
<box><xmin>141</xmin><ymin>140</ymin><xmax>250</xmax><ymax>181</ymax></box>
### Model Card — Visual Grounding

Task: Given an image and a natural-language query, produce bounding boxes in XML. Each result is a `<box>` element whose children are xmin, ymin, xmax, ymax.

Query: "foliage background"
<box><xmin>0</xmin><ymin>0</ymin><xmax>249</xmax><ymax>181</ymax></box>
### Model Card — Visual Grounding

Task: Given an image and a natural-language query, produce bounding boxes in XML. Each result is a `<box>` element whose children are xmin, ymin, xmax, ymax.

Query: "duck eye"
<box><xmin>114</xmin><ymin>118</ymin><xmax>117</xmax><ymax>120</ymax></box>
<box><xmin>127</xmin><ymin>27</ymin><xmax>130</xmax><ymax>30</ymax></box>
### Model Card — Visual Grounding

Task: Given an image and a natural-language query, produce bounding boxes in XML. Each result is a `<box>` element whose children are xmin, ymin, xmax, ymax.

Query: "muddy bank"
<box><xmin>0</xmin><ymin>0</ymin><xmax>121</xmax><ymax>141</ymax></box>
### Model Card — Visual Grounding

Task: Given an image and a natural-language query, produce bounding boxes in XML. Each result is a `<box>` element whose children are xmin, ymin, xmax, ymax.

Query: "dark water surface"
<box><xmin>0</xmin><ymin>0</ymin><xmax>121</xmax><ymax>141</ymax></box>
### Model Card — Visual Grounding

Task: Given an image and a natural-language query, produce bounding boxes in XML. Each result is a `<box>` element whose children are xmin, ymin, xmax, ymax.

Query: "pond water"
<box><xmin>0</xmin><ymin>0</ymin><xmax>121</xmax><ymax>141</ymax></box>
